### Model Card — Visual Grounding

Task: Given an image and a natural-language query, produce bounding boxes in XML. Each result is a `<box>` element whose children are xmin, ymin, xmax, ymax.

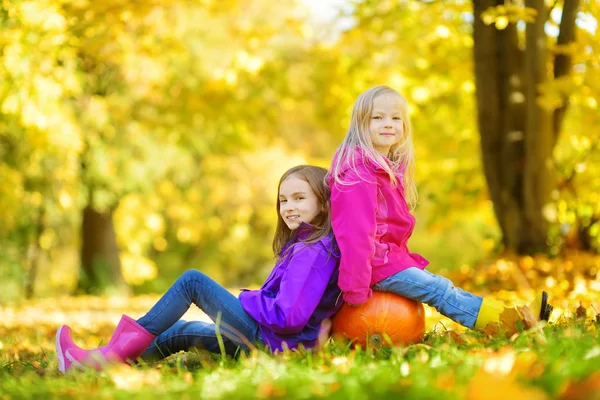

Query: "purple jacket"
<box><xmin>239</xmin><ymin>225</ymin><xmax>342</xmax><ymax>351</ymax></box>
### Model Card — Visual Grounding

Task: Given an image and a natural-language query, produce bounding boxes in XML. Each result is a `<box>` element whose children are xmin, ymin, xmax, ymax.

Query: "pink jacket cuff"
<box><xmin>342</xmin><ymin>288</ymin><xmax>373</xmax><ymax>306</ymax></box>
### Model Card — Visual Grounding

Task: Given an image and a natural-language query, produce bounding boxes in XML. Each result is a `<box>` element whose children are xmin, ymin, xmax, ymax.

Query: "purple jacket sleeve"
<box><xmin>330</xmin><ymin>166</ymin><xmax>377</xmax><ymax>305</ymax></box>
<box><xmin>244</xmin><ymin>244</ymin><xmax>336</xmax><ymax>334</ymax></box>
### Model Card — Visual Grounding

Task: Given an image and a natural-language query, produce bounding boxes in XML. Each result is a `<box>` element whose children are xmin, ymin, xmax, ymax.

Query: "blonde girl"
<box><xmin>328</xmin><ymin>86</ymin><xmax>552</xmax><ymax>331</ymax></box>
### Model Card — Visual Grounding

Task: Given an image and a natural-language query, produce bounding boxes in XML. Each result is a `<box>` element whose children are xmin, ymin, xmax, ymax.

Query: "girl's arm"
<box><xmin>243</xmin><ymin>243</ymin><xmax>337</xmax><ymax>334</ymax></box>
<box><xmin>330</xmin><ymin>167</ymin><xmax>377</xmax><ymax>305</ymax></box>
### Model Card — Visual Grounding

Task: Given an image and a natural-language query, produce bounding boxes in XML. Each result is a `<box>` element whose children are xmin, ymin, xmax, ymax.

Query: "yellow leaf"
<box><xmin>560</xmin><ymin>371</ymin><xmax>600</xmax><ymax>400</ymax></box>
<box><xmin>468</xmin><ymin>370</ymin><xmax>549</xmax><ymax>400</ymax></box>
<box><xmin>495</xmin><ymin>16</ymin><xmax>509</xmax><ymax>30</ymax></box>
<box><xmin>516</xmin><ymin>305</ymin><xmax>539</xmax><ymax>330</ymax></box>
<box><xmin>499</xmin><ymin>307</ymin><xmax>522</xmax><ymax>338</ymax></box>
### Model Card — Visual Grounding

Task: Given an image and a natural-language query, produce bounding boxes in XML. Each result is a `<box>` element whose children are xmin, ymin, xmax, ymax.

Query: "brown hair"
<box><xmin>272</xmin><ymin>165</ymin><xmax>333</xmax><ymax>257</ymax></box>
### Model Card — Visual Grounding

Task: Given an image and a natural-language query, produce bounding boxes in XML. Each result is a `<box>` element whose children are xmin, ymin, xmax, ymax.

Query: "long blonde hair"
<box><xmin>329</xmin><ymin>85</ymin><xmax>417</xmax><ymax>209</ymax></box>
<box><xmin>272</xmin><ymin>165</ymin><xmax>334</xmax><ymax>258</ymax></box>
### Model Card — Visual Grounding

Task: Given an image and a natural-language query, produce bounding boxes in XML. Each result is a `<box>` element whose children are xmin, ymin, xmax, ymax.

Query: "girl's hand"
<box><xmin>317</xmin><ymin>318</ymin><xmax>332</xmax><ymax>348</ymax></box>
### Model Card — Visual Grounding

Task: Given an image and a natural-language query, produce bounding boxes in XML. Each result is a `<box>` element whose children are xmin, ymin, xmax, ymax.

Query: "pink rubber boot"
<box><xmin>57</xmin><ymin>315</ymin><xmax>156</xmax><ymax>373</ymax></box>
<box><xmin>56</xmin><ymin>325</ymin><xmax>76</xmax><ymax>374</ymax></box>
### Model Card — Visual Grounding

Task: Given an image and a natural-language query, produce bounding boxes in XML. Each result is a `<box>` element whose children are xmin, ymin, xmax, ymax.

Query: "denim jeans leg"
<box><xmin>136</xmin><ymin>270</ymin><xmax>261</xmax><ymax>352</ymax></box>
<box><xmin>373</xmin><ymin>267</ymin><xmax>483</xmax><ymax>328</ymax></box>
<box><xmin>141</xmin><ymin>320</ymin><xmax>244</xmax><ymax>361</ymax></box>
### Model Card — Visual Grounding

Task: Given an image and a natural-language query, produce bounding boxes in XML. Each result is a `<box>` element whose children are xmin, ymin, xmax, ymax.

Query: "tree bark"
<box><xmin>24</xmin><ymin>206</ymin><xmax>45</xmax><ymax>299</ymax></box>
<box><xmin>474</xmin><ymin>0</ymin><xmax>580</xmax><ymax>254</ymax></box>
<box><xmin>522</xmin><ymin>0</ymin><xmax>554</xmax><ymax>253</ymax></box>
<box><xmin>78</xmin><ymin>191</ymin><xmax>129</xmax><ymax>295</ymax></box>
<box><xmin>473</xmin><ymin>0</ymin><xmax>526</xmax><ymax>251</ymax></box>
<box><xmin>553</xmin><ymin>0</ymin><xmax>580</xmax><ymax>145</ymax></box>
<box><xmin>473</xmin><ymin>0</ymin><xmax>505</xmax><ymax>241</ymax></box>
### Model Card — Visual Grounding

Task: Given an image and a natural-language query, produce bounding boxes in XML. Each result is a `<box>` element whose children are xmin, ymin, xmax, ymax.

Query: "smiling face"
<box><xmin>369</xmin><ymin>93</ymin><xmax>405</xmax><ymax>156</ymax></box>
<box><xmin>278</xmin><ymin>175</ymin><xmax>321</xmax><ymax>231</ymax></box>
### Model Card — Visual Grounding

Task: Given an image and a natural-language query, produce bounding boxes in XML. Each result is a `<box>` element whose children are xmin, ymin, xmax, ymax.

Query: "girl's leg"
<box><xmin>58</xmin><ymin>270</ymin><xmax>261</xmax><ymax>372</ymax></box>
<box><xmin>141</xmin><ymin>320</ymin><xmax>243</xmax><ymax>362</ymax></box>
<box><xmin>136</xmin><ymin>269</ymin><xmax>261</xmax><ymax>349</ymax></box>
<box><xmin>373</xmin><ymin>267</ymin><xmax>482</xmax><ymax>328</ymax></box>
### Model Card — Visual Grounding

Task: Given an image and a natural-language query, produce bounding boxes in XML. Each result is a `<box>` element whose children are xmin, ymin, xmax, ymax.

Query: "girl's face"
<box><xmin>278</xmin><ymin>175</ymin><xmax>321</xmax><ymax>231</ymax></box>
<box><xmin>369</xmin><ymin>93</ymin><xmax>405</xmax><ymax>156</ymax></box>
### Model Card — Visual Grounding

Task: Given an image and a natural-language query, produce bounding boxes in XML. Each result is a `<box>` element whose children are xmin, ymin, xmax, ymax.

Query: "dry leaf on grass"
<box><xmin>482</xmin><ymin>322</ymin><xmax>501</xmax><ymax>338</ymax></box>
<box><xmin>560</xmin><ymin>371</ymin><xmax>600</xmax><ymax>400</ymax></box>
<box><xmin>467</xmin><ymin>370</ymin><xmax>549</xmax><ymax>400</ymax></box>
<box><xmin>516</xmin><ymin>305</ymin><xmax>539</xmax><ymax>330</ymax></box>
<box><xmin>444</xmin><ymin>330</ymin><xmax>469</xmax><ymax>345</ymax></box>
<box><xmin>499</xmin><ymin>308</ymin><xmax>523</xmax><ymax>339</ymax></box>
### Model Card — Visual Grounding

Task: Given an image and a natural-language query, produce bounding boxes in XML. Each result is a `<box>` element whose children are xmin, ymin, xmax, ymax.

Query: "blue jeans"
<box><xmin>136</xmin><ymin>270</ymin><xmax>263</xmax><ymax>361</ymax></box>
<box><xmin>372</xmin><ymin>267</ymin><xmax>483</xmax><ymax>328</ymax></box>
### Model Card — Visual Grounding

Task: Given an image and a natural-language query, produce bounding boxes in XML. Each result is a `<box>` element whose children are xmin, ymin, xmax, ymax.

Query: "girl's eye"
<box><xmin>372</xmin><ymin>116</ymin><xmax>382</xmax><ymax>119</ymax></box>
<box><xmin>296</xmin><ymin>197</ymin><xmax>305</xmax><ymax>201</ymax></box>
<box><xmin>393</xmin><ymin>117</ymin><xmax>401</xmax><ymax>120</ymax></box>
<box><xmin>280</xmin><ymin>199</ymin><xmax>287</xmax><ymax>203</ymax></box>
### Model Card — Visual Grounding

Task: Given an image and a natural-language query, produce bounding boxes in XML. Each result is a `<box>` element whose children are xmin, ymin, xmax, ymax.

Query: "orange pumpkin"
<box><xmin>331</xmin><ymin>292</ymin><xmax>426</xmax><ymax>347</ymax></box>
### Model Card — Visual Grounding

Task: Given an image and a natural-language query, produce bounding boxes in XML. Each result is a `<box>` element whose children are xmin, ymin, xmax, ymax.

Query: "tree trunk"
<box><xmin>24</xmin><ymin>206</ymin><xmax>45</xmax><ymax>299</ymax></box>
<box><xmin>473</xmin><ymin>0</ymin><xmax>580</xmax><ymax>254</ymax></box>
<box><xmin>522</xmin><ymin>0</ymin><xmax>554</xmax><ymax>253</ymax></box>
<box><xmin>473</xmin><ymin>0</ymin><xmax>527</xmax><ymax>251</ymax></box>
<box><xmin>553</xmin><ymin>0</ymin><xmax>580</xmax><ymax>143</ymax></box>
<box><xmin>78</xmin><ymin>191</ymin><xmax>129</xmax><ymax>295</ymax></box>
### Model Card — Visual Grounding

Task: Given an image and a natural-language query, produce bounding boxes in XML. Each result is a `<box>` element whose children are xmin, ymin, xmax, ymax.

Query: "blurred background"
<box><xmin>0</xmin><ymin>0</ymin><xmax>598</xmax><ymax>304</ymax></box>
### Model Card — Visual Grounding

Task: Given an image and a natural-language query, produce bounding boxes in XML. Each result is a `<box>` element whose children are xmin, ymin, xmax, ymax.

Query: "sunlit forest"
<box><xmin>1</xmin><ymin>0</ymin><xmax>600</xmax><ymax>397</ymax></box>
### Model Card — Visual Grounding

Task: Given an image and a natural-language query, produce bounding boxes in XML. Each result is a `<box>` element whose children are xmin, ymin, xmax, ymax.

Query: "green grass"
<box><xmin>1</xmin><ymin>318</ymin><xmax>599</xmax><ymax>399</ymax></box>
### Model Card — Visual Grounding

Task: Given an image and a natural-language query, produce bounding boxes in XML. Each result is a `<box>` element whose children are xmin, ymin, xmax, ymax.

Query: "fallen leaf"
<box><xmin>500</xmin><ymin>308</ymin><xmax>523</xmax><ymax>339</ymax></box>
<box><xmin>257</xmin><ymin>380</ymin><xmax>287</xmax><ymax>398</ymax></box>
<box><xmin>435</xmin><ymin>371</ymin><xmax>456</xmax><ymax>390</ymax></box>
<box><xmin>467</xmin><ymin>370</ymin><xmax>549</xmax><ymax>400</ymax></box>
<box><xmin>482</xmin><ymin>322</ymin><xmax>501</xmax><ymax>338</ymax></box>
<box><xmin>560</xmin><ymin>371</ymin><xmax>600</xmax><ymax>400</ymax></box>
<box><xmin>512</xmin><ymin>351</ymin><xmax>539</xmax><ymax>377</ymax></box>
<box><xmin>517</xmin><ymin>305</ymin><xmax>539</xmax><ymax>330</ymax></box>
<box><xmin>183</xmin><ymin>372</ymin><xmax>193</xmax><ymax>384</ymax></box>
<box><xmin>481</xmin><ymin>348</ymin><xmax>516</xmax><ymax>375</ymax></box>
<box><xmin>445</xmin><ymin>330</ymin><xmax>468</xmax><ymax>345</ymax></box>
<box><xmin>576</xmin><ymin>303</ymin><xmax>587</xmax><ymax>319</ymax></box>
<box><xmin>107</xmin><ymin>364</ymin><xmax>161</xmax><ymax>391</ymax></box>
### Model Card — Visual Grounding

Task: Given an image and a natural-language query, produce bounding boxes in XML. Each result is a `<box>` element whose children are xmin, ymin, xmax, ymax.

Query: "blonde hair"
<box><xmin>272</xmin><ymin>165</ymin><xmax>334</xmax><ymax>258</ymax></box>
<box><xmin>329</xmin><ymin>85</ymin><xmax>417</xmax><ymax>209</ymax></box>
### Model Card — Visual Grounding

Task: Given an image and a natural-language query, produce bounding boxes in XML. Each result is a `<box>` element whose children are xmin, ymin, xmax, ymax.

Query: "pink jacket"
<box><xmin>329</xmin><ymin>151</ymin><xmax>429</xmax><ymax>305</ymax></box>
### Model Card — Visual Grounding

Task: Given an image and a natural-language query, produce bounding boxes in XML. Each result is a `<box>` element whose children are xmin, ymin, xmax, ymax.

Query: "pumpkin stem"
<box><xmin>369</xmin><ymin>333</ymin><xmax>383</xmax><ymax>347</ymax></box>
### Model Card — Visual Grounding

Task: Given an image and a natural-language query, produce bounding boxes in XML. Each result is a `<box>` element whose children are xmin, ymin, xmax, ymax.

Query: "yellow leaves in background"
<box><xmin>0</xmin><ymin>165</ymin><xmax>24</xmax><ymax>232</ymax></box>
<box><xmin>15</xmin><ymin>1</ymin><xmax>67</xmax><ymax>31</ymax></box>
<box><xmin>480</xmin><ymin>4</ymin><xmax>538</xmax><ymax>30</ymax></box>
<box><xmin>235</xmin><ymin>51</ymin><xmax>265</xmax><ymax>75</ymax></box>
<box><xmin>120</xmin><ymin>254</ymin><xmax>158</xmax><ymax>286</ymax></box>
<box><xmin>115</xmin><ymin>194</ymin><xmax>168</xmax><ymax>262</ymax></box>
<box><xmin>39</xmin><ymin>228</ymin><xmax>58</xmax><ymax>250</ymax></box>
<box><xmin>411</xmin><ymin>87</ymin><xmax>431</xmax><ymax>104</ymax></box>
